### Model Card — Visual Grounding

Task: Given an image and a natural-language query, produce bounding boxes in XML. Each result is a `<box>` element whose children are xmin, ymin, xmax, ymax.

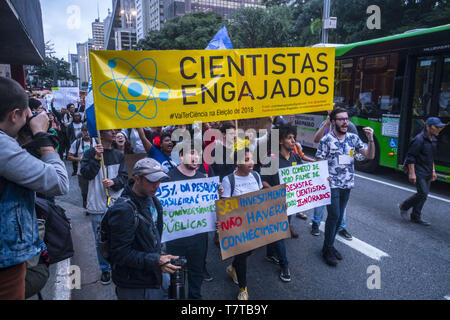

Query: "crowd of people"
<box><xmin>0</xmin><ymin>76</ymin><xmax>445</xmax><ymax>300</ymax></box>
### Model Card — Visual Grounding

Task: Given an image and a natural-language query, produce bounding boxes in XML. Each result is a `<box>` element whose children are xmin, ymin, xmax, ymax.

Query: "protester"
<box><xmin>68</xmin><ymin>124</ymin><xmax>97</xmax><ymax>209</ymax></box>
<box><xmin>0</xmin><ymin>77</ymin><xmax>69</xmax><ymax>300</ymax></box>
<box><xmin>399</xmin><ymin>117</ymin><xmax>446</xmax><ymax>226</ymax></box>
<box><xmin>121</xmin><ymin>128</ymin><xmax>147</xmax><ymax>154</ymax></box>
<box><xmin>106</xmin><ymin>158</ymin><xmax>180</xmax><ymax>300</ymax></box>
<box><xmin>137</xmin><ymin>127</ymin><xmax>178</xmax><ymax>173</ymax></box>
<box><xmin>163</xmin><ymin>140</ymin><xmax>223</xmax><ymax>299</ymax></box>
<box><xmin>311</xmin><ymin>109</ymin><xmax>358</xmax><ymax>239</ymax></box>
<box><xmin>67</xmin><ymin>112</ymin><xmax>84</xmax><ymax>176</ymax></box>
<box><xmin>211</xmin><ymin>123</ymin><xmax>237</xmax><ymax>181</ymax></box>
<box><xmin>80</xmin><ymin>129</ymin><xmax>128</xmax><ymax>284</ymax></box>
<box><xmin>113</xmin><ymin>131</ymin><xmax>133</xmax><ymax>155</ymax></box>
<box><xmin>221</xmin><ymin>148</ymin><xmax>263</xmax><ymax>300</ymax></box>
<box><xmin>261</xmin><ymin>124</ymin><xmax>302</xmax><ymax>282</ymax></box>
<box><xmin>315</xmin><ymin>107</ymin><xmax>375</xmax><ymax>266</ymax></box>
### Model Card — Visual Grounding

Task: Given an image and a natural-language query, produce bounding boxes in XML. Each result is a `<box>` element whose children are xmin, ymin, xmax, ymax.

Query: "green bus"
<box><xmin>295</xmin><ymin>24</ymin><xmax>450</xmax><ymax>183</ymax></box>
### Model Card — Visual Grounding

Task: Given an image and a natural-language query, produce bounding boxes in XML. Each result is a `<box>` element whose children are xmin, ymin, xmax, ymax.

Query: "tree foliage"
<box><xmin>228</xmin><ymin>6</ymin><xmax>295</xmax><ymax>48</ymax></box>
<box><xmin>138</xmin><ymin>13</ymin><xmax>225</xmax><ymax>50</ymax></box>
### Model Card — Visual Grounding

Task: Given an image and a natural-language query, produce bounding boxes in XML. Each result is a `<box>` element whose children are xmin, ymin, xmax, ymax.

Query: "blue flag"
<box><xmin>206</xmin><ymin>25</ymin><xmax>233</xmax><ymax>50</ymax></box>
<box><xmin>85</xmin><ymin>77</ymin><xmax>98</xmax><ymax>138</ymax></box>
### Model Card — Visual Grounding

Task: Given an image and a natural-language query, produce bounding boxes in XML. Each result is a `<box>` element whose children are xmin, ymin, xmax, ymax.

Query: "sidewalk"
<box><xmin>59</xmin><ymin>199</ymin><xmax>117</xmax><ymax>300</ymax></box>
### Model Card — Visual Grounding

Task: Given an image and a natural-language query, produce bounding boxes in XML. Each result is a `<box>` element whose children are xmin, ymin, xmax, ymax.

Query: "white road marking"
<box><xmin>355</xmin><ymin>173</ymin><xmax>450</xmax><ymax>204</ymax></box>
<box><xmin>318</xmin><ymin>222</ymin><xmax>390</xmax><ymax>261</ymax></box>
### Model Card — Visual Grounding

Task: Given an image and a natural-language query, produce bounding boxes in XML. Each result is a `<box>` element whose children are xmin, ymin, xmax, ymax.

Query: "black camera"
<box><xmin>168</xmin><ymin>256</ymin><xmax>187</xmax><ymax>300</ymax></box>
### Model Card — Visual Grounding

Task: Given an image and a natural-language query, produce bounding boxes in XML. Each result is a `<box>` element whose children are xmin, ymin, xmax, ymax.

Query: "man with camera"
<box><xmin>0</xmin><ymin>77</ymin><xmax>69</xmax><ymax>300</ymax></box>
<box><xmin>106</xmin><ymin>158</ymin><xmax>180</xmax><ymax>300</ymax></box>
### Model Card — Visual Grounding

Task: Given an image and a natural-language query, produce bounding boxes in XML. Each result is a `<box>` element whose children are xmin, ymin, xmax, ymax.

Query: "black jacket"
<box><xmin>107</xmin><ymin>182</ymin><xmax>164</xmax><ymax>289</ymax></box>
<box><xmin>405</xmin><ymin>131</ymin><xmax>437</xmax><ymax>179</ymax></box>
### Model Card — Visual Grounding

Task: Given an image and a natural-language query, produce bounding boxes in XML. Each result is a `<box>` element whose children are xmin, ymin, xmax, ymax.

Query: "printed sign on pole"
<box><xmin>89</xmin><ymin>47</ymin><xmax>335</xmax><ymax>129</ymax></box>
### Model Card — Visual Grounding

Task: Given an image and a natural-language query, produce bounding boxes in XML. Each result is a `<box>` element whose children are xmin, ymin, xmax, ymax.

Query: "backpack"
<box><xmin>34</xmin><ymin>197</ymin><xmax>74</xmax><ymax>265</ymax></box>
<box><xmin>97</xmin><ymin>196</ymin><xmax>162</xmax><ymax>263</ymax></box>
<box><xmin>227</xmin><ymin>171</ymin><xmax>262</xmax><ymax>197</ymax></box>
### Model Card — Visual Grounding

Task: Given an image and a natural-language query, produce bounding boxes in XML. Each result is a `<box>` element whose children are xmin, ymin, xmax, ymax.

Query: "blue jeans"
<box><xmin>312</xmin><ymin>206</ymin><xmax>347</xmax><ymax>231</ymax></box>
<box><xmin>116</xmin><ymin>274</ymin><xmax>170</xmax><ymax>300</ymax></box>
<box><xmin>91</xmin><ymin>214</ymin><xmax>111</xmax><ymax>272</ymax></box>
<box><xmin>266</xmin><ymin>239</ymin><xmax>288</xmax><ymax>268</ymax></box>
<box><xmin>323</xmin><ymin>188</ymin><xmax>351</xmax><ymax>250</ymax></box>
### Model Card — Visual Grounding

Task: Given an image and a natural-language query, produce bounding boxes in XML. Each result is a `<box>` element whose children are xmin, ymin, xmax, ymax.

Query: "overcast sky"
<box><xmin>41</xmin><ymin>0</ymin><xmax>111</xmax><ymax>60</ymax></box>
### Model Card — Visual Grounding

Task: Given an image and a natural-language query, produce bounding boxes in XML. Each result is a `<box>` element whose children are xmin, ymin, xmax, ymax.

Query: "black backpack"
<box><xmin>34</xmin><ymin>197</ymin><xmax>74</xmax><ymax>264</ymax></box>
<box><xmin>97</xmin><ymin>196</ymin><xmax>162</xmax><ymax>263</ymax></box>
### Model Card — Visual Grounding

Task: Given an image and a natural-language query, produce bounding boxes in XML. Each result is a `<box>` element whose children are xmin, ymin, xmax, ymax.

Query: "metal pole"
<box><xmin>322</xmin><ymin>0</ymin><xmax>331</xmax><ymax>44</ymax></box>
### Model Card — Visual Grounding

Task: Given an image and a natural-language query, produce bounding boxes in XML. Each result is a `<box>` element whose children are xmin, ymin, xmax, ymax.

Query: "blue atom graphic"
<box><xmin>99</xmin><ymin>57</ymin><xmax>171</xmax><ymax>121</ymax></box>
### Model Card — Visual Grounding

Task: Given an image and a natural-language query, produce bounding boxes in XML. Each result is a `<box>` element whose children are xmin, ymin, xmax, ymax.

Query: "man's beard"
<box><xmin>335</xmin><ymin>124</ymin><xmax>347</xmax><ymax>135</ymax></box>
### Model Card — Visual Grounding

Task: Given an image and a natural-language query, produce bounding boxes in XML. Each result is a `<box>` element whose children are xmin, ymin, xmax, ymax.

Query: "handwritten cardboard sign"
<box><xmin>215</xmin><ymin>185</ymin><xmax>290</xmax><ymax>260</ymax></box>
<box><xmin>278</xmin><ymin>160</ymin><xmax>331</xmax><ymax>215</ymax></box>
<box><xmin>157</xmin><ymin>177</ymin><xmax>220</xmax><ymax>243</ymax></box>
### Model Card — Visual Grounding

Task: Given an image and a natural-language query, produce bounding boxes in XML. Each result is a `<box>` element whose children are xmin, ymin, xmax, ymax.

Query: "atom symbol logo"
<box><xmin>99</xmin><ymin>58</ymin><xmax>170</xmax><ymax>121</ymax></box>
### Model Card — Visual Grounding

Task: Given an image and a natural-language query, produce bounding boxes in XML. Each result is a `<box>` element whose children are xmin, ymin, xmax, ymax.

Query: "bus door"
<box><xmin>405</xmin><ymin>54</ymin><xmax>450</xmax><ymax>173</ymax></box>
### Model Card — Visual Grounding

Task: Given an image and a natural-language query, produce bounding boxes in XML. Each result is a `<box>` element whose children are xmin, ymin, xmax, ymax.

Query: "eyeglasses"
<box><xmin>335</xmin><ymin>117</ymin><xmax>349</xmax><ymax>122</ymax></box>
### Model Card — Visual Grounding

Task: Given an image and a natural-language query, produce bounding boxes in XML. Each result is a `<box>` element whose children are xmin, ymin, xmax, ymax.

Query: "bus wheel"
<box><xmin>354</xmin><ymin>127</ymin><xmax>379</xmax><ymax>173</ymax></box>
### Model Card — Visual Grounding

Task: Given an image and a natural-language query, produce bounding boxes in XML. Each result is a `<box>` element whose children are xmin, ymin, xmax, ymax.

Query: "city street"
<box><xmin>57</xmin><ymin>161</ymin><xmax>450</xmax><ymax>300</ymax></box>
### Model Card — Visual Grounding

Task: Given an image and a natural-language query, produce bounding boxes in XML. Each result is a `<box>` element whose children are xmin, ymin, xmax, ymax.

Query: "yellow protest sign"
<box><xmin>89</xmin><ymin>47</ymin><xmax>335</xmax><ymax>130</ymax></box>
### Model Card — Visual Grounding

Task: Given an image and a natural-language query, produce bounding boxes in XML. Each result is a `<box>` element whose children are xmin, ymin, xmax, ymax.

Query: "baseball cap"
<box><xmin>133</xmin><ymin>158</ymin><xmax>168</xmax><ymax>182</ymax></box>
<box><xmin>425</xmin><ymin>117</ymin><xmax>446</xmax><ymax>127</ymax></box>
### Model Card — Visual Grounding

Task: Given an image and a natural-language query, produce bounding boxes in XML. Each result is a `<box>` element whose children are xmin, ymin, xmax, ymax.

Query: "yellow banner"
<box><xmin>89</xmin><ymin>48</ymin><xmax>335</xmax><ymax>130</ymax></box>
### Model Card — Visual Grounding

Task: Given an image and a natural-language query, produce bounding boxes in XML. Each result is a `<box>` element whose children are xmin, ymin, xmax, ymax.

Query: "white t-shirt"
<box><xmin>122</xmin><ymin>128</ymin><xmax>146</xmax><ymax>154</ymax></box>
<box><xmin>222</xmin><ymin>172</ymin><xmax>263</xmax><ymax>197</ymax></box>
<box><xmin>73</xmin><ymin>122</ymin><xmax>83</xmax><ymax>139</ymax></box>
<box><xmin>69</xmin><ymin>138</ymin><xmax>97</xmax><ymax>175</ymax></box>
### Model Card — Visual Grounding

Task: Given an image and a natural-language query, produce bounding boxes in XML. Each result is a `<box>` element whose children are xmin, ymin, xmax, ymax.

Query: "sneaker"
<box><xmin>100</xmin><ymin>271</ymin><xmax>111</xmax><ymax>285</ymax></box>
<box><xmin>203</xmin><ymin>268</ymin><xmax>213</xmax><ymax>282</ymax></box>
<box><xmin>331</xmin><ymin>247</ymin><xmax>343</xmax><ymax>260</ymax></box>
<box><xmin>296</xmin><ymin>212</ymin><xmax>307</xmax><ymax>220</ymax></box>
<box><xmin>226</xmin><ymin>265</ymin><xmax>239</xmax><ymax>285</ymax></box>
<box><xmin>398</xmin><ymin>203</ymin><xmax>409</xmax><ymax>220</ymax></box>
<box><xmin>322</xmin><ymin>248</ymin><xmax>338</xmax><ymax>267</ymax></box>
<box><xmin>411</xmin><ymin>217</ymin><xmax>431</xmax><ymax>226</ymax></box>
<box><xmin>280</xmin><ymin>267</ymin><xmax>291</xmax><ymax>282</ymax></box>
<box><xmin>338</xmin><ymin>229</ymin><xmax>353</xmax><ymax>240</ymax></box>
<box><xmin>237</xmin><ymin>287</ymin><xmax>248</xmax><ymax>300</ymax></box>
<box><xmin>311</xmin><ymin>222</ymin><xmax>320</xmax><ymax>236</ymax></box>
<box><xmin>265</xmin><ymin>255</ymin><xmax>280</xmax><ymax>265</ymax></box>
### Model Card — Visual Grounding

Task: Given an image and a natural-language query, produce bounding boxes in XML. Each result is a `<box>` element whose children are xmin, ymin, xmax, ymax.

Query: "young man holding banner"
<box><xmin>221</xmin><ymin>148</ymin><xmax>263</xmax><ymax>300</ymax></box>
<box><xmin>261</xmin><ymin>124</ymin><xmax>302</xmax><ymax>282</ymax></box>
<box><xmin>163</xmin><ymin>141</ymin><xmax>223</xmax><ymax>299</ymax></box>
<box><xmin>315</xmin><ymin>108</ymin><xmax>374</xmax><ymax>266</ymax></box>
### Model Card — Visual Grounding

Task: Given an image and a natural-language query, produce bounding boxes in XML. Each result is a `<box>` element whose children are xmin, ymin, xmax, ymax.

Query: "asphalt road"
<box><xmin>57</xmin><ymin>161</ymin><xmax>450</xmax><ymax>300</ymax></box>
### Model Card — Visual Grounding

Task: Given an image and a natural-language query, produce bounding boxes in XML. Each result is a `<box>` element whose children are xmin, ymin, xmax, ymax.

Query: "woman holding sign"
<box><xmin>221</xmin><ymin>148</ymin><xmax>263</xmax><ymax>300</ymax></box>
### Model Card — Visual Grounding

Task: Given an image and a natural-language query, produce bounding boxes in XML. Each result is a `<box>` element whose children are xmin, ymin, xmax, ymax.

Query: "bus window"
<box><xmin>436</xmin><ymin>56</ymin><xmax>450</xmax><ymax>167</ymax></box>
<box><xmin>334</xmin><ymin>59</ymin><xmax>354</xmax><ymax>111</ymax></box>
<box><xmin>352</xmin><ymin>53</ymin><xmax>399</xmax><ymax>118</ymax></box>
<box><xmin>438</xmin><ymin>57</ymin><xmax>450</xmax><ymax>118</ymax></box>
<box><xmin>412</xmin><ymin>57</ymin><xmax>437</xmax><ymax>118</ymax></box>
<box><xmin>410</xmin><ymin>57</ymin><xmax>438</xmax><ymax>137</ymax></box>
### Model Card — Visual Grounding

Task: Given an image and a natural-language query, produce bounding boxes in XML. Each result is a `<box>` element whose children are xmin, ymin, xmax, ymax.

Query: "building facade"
<box><xmin>165</xmin><ymin>0</ymin><xmax>265</xmax><ymax>21</ymax></box>
<box><xmin>92</xmin><ymin>19</ymin><xmax>105</xmax><ymax>50</ymax></box>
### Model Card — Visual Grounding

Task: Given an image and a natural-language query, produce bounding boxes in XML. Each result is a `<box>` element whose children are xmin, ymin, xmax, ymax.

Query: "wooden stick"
<box><xmin>96</xmin><ymin>130</ymin><xmax>110</xmax><ymax>198</ymax></box>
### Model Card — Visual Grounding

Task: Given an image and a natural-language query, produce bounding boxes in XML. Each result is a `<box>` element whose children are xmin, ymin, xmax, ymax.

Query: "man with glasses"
<box><xmin>315</xmin><ymin>108</ymin><xmax>375</xmax><ymax>266</ymax></box>
<box><xmin>399</xmin><ymin>117</ymin><xmax>446</xmax><ymax>226</ymax></box>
